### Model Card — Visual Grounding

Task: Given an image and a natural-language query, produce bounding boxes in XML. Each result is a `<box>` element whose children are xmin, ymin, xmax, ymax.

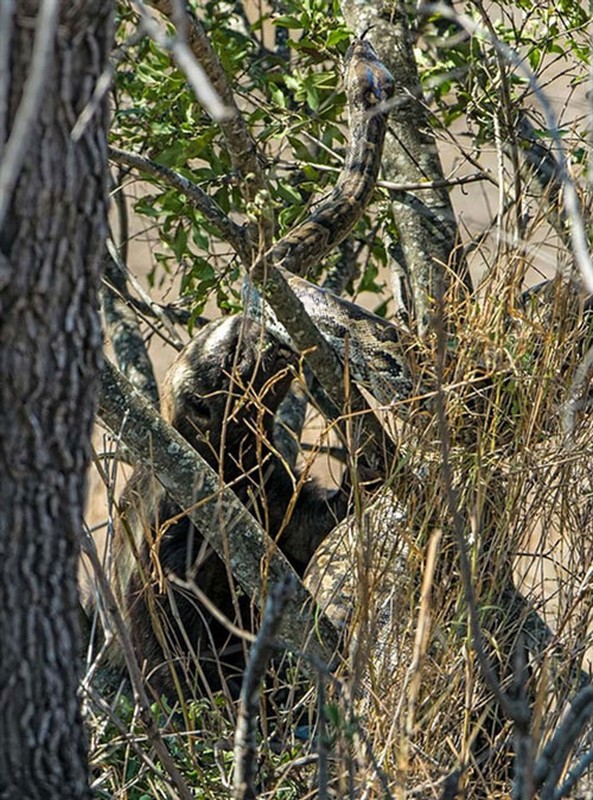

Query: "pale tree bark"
<box><xmin>340</xmin><ymin>0</ymin><xmax>468</xmax><ymax>333</ymax></box>
<box><xmin>0</xmin><ymin>3</ymin><xmax>112</xmax><ymax>798</ymax></box>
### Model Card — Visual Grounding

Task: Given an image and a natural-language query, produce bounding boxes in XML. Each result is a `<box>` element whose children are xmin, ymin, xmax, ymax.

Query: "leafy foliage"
<box><xmin>110</xmin><ymin>0</ymin><xmax>397</xmax><ymax>313</ymax></box>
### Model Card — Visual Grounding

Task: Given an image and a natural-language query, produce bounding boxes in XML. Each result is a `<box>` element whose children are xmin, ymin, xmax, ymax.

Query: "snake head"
<box><xmin>344</xmin><ymin>38</ymin><xmax>395</xmax><ymax>109</ymax></box>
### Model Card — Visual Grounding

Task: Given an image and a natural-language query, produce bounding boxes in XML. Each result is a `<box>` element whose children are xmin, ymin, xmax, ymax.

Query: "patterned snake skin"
<box><xmin>247</xmin><ymin>41</ymin><xmax>415</xmax><ymax>674</ymax></box>
<box><xmin>244</xmin><ymin>273</ymin><xmax>414</xmax><ymax>406</ymax></box>
<box><xmin>244</xmin><ymin>39</ymin><xmax>415</xmax><ymax>407</ymax></box>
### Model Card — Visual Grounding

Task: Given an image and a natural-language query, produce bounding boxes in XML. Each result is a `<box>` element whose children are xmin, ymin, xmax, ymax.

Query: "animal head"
<box><xmin>161</xmin><ymin>316</ymin><xmax>296</xmax><ymax>466</ymax></box>
<box><xmin>344</xmin><ymin>38</ymin><xmax>395</xmax><ymax>110</ymax></box>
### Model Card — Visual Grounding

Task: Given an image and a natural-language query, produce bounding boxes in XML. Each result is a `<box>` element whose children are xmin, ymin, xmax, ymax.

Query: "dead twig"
<box><xmin>232</xmin><ymin>575</ymin><xmax>296</xmax><ymax>800</ymax></box>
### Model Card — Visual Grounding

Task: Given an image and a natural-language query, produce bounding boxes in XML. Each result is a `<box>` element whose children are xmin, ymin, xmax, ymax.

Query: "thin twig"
<box><xmin>106</xmin><ymin>237</ymin><xmax>185</xmax><ymax>349</ymax></box>
<box><xmin>108</xmin><ymin>146</ymin><xmax>251</xmax><ymax>263</ymax></box>
<box><xmin>379</xmin><ymin>171</ymin><xmax>492</xmax><ymax>192</ymax></box>
<box><xmin>423</xmin><ymin>2</ymin><xmax>593</xmax><ymax>292</ymax></box>
<box><xmin>148</xmin><ymin>0</ymin><xmax>269</xmax><ymax>211</ymax></box>
<box><xmin>132</xmin><ymin>0</ymin><xmax>232</xmax><ymax>121</ymax></box>
<box><xmin>232</xmin><ymin>575</ymin><xmax>296</xmax><ymax>800</ymax></box>
<box><xmin>71</xmin><ymin>64</ymin><xmax>114</xmax><ymax>142</ymax></box>
<box><xmin>554</xmin><ymin>746</ymin><xmax>593</xmax><ymax>800</ymax></box>
<box><xmin>534</xmin><ymin>686</ymin><xmax>593</xmax><ymax>799</ymax></box>
<box><xmin>280</xmin><ymin>160</ymin><xmax>492</xmax><ymax>192</ymax></box>
<box><xmin>103</xmin><ymin>274</ymin><xmax>204</xmax><ymax>327</ymax></box>
<box><xmin>81</xmin><ymin>526</ymin><xmax>196</xmax><ymax>800</ymax></box>
<box><xmin>434</xmin><ymin>298</ymin><xmax>526</xmax><ymax>725</ymax></box>
<box><xmin>0</xmin><ymin>0</ymin><xmax>14</xmax><ymax>147</ymax></box>
<box><xmin>561</xmin><ymin>342</ymin><xmax>593</xmax><ymax>440</ymax></box>
<box><xmin>169</xmin><ymin>574</ymin><xmax>256</xmax><ymax>644</ymax></box>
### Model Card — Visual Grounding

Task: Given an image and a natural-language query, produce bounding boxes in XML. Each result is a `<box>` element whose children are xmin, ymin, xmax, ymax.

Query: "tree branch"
<box><xmin>534</xmin><ymin>686</ymin><xmax>593</xmax><ymax>799</ymax></box>
<box><xmin>101</xmin><ymin>248</ymin><xmax>159</xmax><ymax>406</ymax></box>
<box><xmin>80</xmin><ymin>527</ymin><xmax>195</xmax><ymax>800</ymax></box>
<box><xmin>97</xmin><ymin>358</ymin><xmax>340</xmax><ymax>664</ymax></box>
<box><xmin>424</xmin><ymin>1</ymin><xmax>593</xmax><ymax>294</ymax></box>
<box><xmin>132</xmin><ymin>0</ymin><xmax>231</xmax><ymax>121</ymax></box>
<box><xmin>148</xmin><ymin>0</ymin><xmax>269</xmax><ymax>227</ymax></box>
<box><xmin>340</xmin><ymin>0</ymin><xmax>469</xmax><ymax>335</ymax></box>
<box><xmin>232</xmin><ymin>575</ymin><xmax>296</xmax><ymax>800</ymax></box>
<box><xmin>108</xmin><ymin>145</ymin><xmax>252</xmax><ymax>263</ymax></box>
<box><xmin>245</xmin><ymin>266</ymin><xmax>399</xmax><ymax>474</ymax></box>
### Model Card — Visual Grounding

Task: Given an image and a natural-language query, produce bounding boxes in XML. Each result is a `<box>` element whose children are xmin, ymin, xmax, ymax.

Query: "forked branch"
<box><xmin>97</xmin><ymin>359</ymin><xmax>340</xmax><ymax>664</ymax></box>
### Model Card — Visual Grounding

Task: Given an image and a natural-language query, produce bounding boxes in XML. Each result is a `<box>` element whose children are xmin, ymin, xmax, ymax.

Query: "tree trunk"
<box><xmin>340</xmin><ymin>0</ymin><xmax>468</xmax><ymax>334</ymax></box>
<box><xmin>0</xmin><ymin>3</ymin><xmax>112</xmax><ymax>797</ymax></box>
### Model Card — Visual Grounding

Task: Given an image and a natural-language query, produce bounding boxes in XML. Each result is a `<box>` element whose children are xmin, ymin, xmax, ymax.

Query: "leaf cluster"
<box><xmin>111</xmin><ymin>0</ymin><xmax>394</xmax><ymax>315</ymax></box>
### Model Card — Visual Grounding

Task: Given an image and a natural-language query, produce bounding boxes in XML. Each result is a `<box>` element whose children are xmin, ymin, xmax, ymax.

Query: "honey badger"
<box><xmin>113</xmin><ymin>316</ymin><xmax>351</xmax><ymax>698</ymax></box>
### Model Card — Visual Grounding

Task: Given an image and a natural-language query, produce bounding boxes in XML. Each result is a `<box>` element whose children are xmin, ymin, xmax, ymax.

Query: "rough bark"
<box><xmin>98</xmin><ymin>359</ymin><xmax>340</xmax><ymax>663</ymax></box>
<box><xmin>0</xmin><ymin>3</ymin><xmax>112</xmax><ymax>798</ymax></box>
<box><xmin>102</xmin><ymin>249</ymin><xmax>159</xmax><ymax>406</ymax></box>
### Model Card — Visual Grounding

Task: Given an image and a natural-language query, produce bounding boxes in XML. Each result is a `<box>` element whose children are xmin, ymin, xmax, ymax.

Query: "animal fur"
<box><xmin>112</xmin><ymin>316</ymin><xmax>350</xmax><ymax>698</ymax></box>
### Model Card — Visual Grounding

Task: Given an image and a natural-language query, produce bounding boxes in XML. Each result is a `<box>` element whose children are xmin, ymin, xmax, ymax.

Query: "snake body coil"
<box><xmin>255</xmin><ymin>38</ymin><xmax>395</xmax><ymax>279</ymax></box>
<box><xmin>247</xmin><ymin>40</ymin><xmax>415</xmax><ymax>405</ymax></box>
<box><xmin>244</xmin><ymin>273</ymin><xmax>414</xmax><ymax>405</ymax></box>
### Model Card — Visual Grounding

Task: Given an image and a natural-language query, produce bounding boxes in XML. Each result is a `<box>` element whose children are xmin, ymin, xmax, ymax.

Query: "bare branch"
<box><xmin>97</xmin><ymin>359</ymin><xmax>340</xmax><ymax>664</ymax></box>
<box><xmin>434</xmin><ymin>300</ymin><xmax>527</xmax><ymax>725</ymax></box>
<box><xmin>379</xmin><ymin>171</ymin><xmax>492</xmax><ymax>192</ymax></box>
<box><xmin>103</xmin><ymin>277</ymin><xmax>201</xmax><ymax>327</ymax></box>
<box><xmin>280</xmin><ymin>161</ymin><xmax>491</xmax><ymax>193</ymax></box>
<box><xmin>108</xmin><ymin>145</ymin><xmax>251</xmax><ymax>262</ymax></box>
<box><xmin>340</xmin><ymin>0</ymin><xmax>469</xmax><ymax>334</ymax></box>
<box><xmin>0</xmin><ymin>0</ymin><xmax>14</xmax><ymax>147</ymax></box>
<box><xmin>132</xmin><ymin>0</ymin><xmax>232</xmax><ymax>121</ymax></box>
<box><xmin>534</xmin><ymin>686</ymin><xmax>593</xmax><ymax>799</ymax></box>
<box><xmin>424</xmin><ymin>1</ymin><xmax>593</xmax><ymax>293</ymax></box>
<box><xmin>106</xmin><ymin>237</ymin><xmax>185</xmax><ymax>350</ymax></box>
<box><xmin>102</xmin><ymin>248</ymin><xmax>159</xmax><ymax>406</ymax></box>
<box><xmin>232</xmin><ymin>575</ymin><xmax>296</xmax><ymax>800</ymax></box>
<box><xmin>80</xmin><ymin>526</ymin><xmax>195</xmax><ymax>800</ymax></box>
<box><xmin>149</xmin><ymin>0</ymin><xmax>269</xmax><ymax>214</ymax></box>
<box><xmin>561</xmin><ymin>343</ymin><xmax>593</xmax><ymax>440</ymax></box>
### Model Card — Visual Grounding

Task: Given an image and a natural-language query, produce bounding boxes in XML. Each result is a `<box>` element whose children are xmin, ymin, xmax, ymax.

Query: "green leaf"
<box><xmin>326</xmin><ymin>28</ymin><xmax>350</xmax><ymax>48</ymax></box>
<box><xmin>169</xmin><ymin>224</ymin><xmax>187</xmax><ymax>261</ymax></box>
<box><xmin>305</xmin><ymin>83</ymin><xmax>320</xmax><ymax>110</ymax></box>
<box><xmin>269</xmin><ymin>84</ymin><xmax>287</xmax><ymax>109</ymax></box>
<box><xmin>133</xmin><ymin>196</ymin><xmax>160</xmax><ymax>218</ymax></box>
<box><xmin>273</xmin><ymin>14</ymin><xmax>303</xmax><ymax>29</ymax></box>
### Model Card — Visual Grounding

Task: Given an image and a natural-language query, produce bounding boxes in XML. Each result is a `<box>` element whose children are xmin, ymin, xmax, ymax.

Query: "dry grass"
<box><xmin>84</xmin><ymin>16</ymin><xmax>593</xmax><ymax>789</ymax></box>
<box><xmin>82</xmin><ymin>242</ymin><xmax>593</xmax><ymax>797</ymax></box>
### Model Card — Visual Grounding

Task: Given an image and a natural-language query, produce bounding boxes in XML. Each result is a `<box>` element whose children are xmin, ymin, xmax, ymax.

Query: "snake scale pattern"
<box><xmin>245</xmin><ymin>38</ymin><xmax>415</xmax><ymax>407</ymax></box>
